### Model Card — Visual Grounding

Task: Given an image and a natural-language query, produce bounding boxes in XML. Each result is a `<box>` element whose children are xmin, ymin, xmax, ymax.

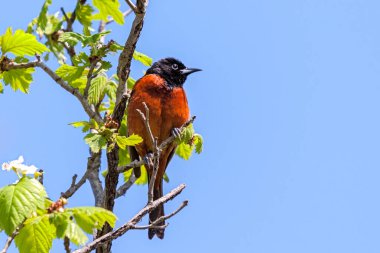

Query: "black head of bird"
<box><xmin>146</xmin><ymin>57</ymin><xmax>202</xmax><ymax>87</ymax></box>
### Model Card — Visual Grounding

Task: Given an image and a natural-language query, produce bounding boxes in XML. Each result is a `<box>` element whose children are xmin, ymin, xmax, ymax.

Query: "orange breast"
<box><xmin>127</xmin><ymin>74</ymin><xmax>190</xmax><ymax>155</ymax></box>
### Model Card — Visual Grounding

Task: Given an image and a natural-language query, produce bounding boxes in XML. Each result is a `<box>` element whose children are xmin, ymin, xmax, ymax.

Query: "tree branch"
<box><xmin>125</xmin><ymin>0</ymin><xmax>137</xmax><ymax>13</ymax></box>
<box><xmin>1</xmin><ymin>225</ymin><xmax>22</xmax><ymax>253</ymax></box>
<box><xmin>116</xmin><ymin>174</ymin><xmax>136</xmax><ymax>198</ymax></box>
<box><xmin>61</xmin><ymin>173</ymin><xmax>87</xmax><ymax>199</ymax></box>
<box><xmin>1</xmin><ymin>58</ymin><xmax>103</xmax><ymax>124</ymax></box>
<box><xmin>86</xmin><ymin>151</ymin><xmax>104</xmax><ymax>207</ymax></box>
<box><xmin>73</xmin><ymin>184</ymin><xmax>186</xmax><ymax>253</ymax></box>
<box><xmin>116</xmin><ymin>0</ymin><xmax>147</xmax><ymax>104</ymax></box>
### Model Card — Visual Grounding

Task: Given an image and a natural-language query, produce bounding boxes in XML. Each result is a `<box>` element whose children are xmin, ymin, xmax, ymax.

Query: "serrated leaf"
<box><xmin>175</xmin><ymin>142</ymin><xmax>193</xmax><ymax>160</ymax></box>
<box><xmin>88</xmin><ymin>75</ymin><xmax>107</xmax><ymax>104</ymax></box>
<box><xmin>84</xmin><ymin>133</ymin><xmax>107</xmax><ymax>153</ymax></box>
<box><xmin>116</xmin><ymin>134</ymin><xmax>143</xmax><ymax>150</ymax></box>
<box><xmin>49</xmin><ymin>212</ymin><xmax>70</xmax><ymax>239</ymax></box>
<box><xmin>37</xmin><ymin>0</ymin><xmax>52</xmax><ymax>31</ymax></box>
<box><xmin>64</xmin><ymin>222</ymin><xmax>88</xmax><ymax>246</ymax></box>
<box><xmin>0</xmin><ymin>177</ymin><xmax>47</xmax><ymax>235</ymax></box>
<box><xmin>105</xmin><ymin>80</ymin><xmax>117</xmax><ymax>100</ymax></box>
<box><xmin>180</xmin><ymin>124</ymin><xmax>195</xmax><ymax>143</ymax></box>
<box><xmin>15</xmin><ymin>215</ymin><xmax>55</xmax><ymax>253</ymax></box>
<box><xmin>123</xmin><ymin>165</ymin><xmax>148</xmax><ymax>185</ymax></box>
<box><xmin>194</xmin><ymin>134</ymin><xmax>203</xmax><ymax>154</ymax></box>
<box><xmin>69</xmin><ymin>207</ymin><xmax>117</xmax><ymax>234</ymax></box>
<box><xmin>76</xmin><ymin>4</ymin><xmax>94</xmax><ymax>35</ymax></box>
<box><xmin>58</xmin><ymin>32</ymin><xmax>85</xmax><ymax>47</ymax></box>
<box><xmin>1</xmin><ymin>28</ymin><xmax>49</xmax><ymax>56</ymax></box>
<box><xmin>56</xmin><ymin>64</ymin><xmax>85</xmax><ymax>83</ymax></box>
<box><xmin>3</xmin><ymin>67</ymin><xmax>35</xmax><ymax>93</ymax></box>
<box><xmin>133</xmin><ymin>51</ymin><xmax>152</xmax><ymax>66</ymax></box>
<box><xmin>93</xmin><ymin>0</ymin><xmax>124</xmax><ymax>25</ymax></box>
<box><xmin>83</xmin><ymin>31</ymin><xmax>110</xmax><ymax>46</ymax></box>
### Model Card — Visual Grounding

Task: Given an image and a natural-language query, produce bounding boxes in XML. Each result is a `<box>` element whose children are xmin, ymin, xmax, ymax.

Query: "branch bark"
<box><xmin>116</xmin><ymin>0</ymin><xmax>147</xmax><ymax>104</ymax></box>
<box><xmin>73</xmin><ymin>184</ymin><xmax>186</xmax><ymax>253</ymax></box>
<box><xmin>1</xmin><ymin>225</ymin><xmax>22</xmax><ymax>253</ymax></box>
<box><xmin>1</xmin><ymin>59</ymin><xmax>103</xmax><ymax>124</ymax></box>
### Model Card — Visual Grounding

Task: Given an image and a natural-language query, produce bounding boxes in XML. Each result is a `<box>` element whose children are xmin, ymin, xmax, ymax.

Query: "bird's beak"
<box><xmin>180</xmin><ymin>68</ymin><xmax>202</xmax><ymax>76</ymax></box>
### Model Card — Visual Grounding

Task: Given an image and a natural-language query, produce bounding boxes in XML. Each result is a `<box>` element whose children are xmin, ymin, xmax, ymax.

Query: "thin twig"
<box><xmin>125</xmin><ymin>0</ymin><xmax>137</xmax><ymax>13</ymax></box>
<box><xmin>136</xmin><ymin>103</ymin><xmax>159</xmax><ymax>203</ymax></box>
<box><xmin>116</xmin><ymin>116</ymin><xmax>197</xmax><ymax>175</ymax></box>
<box><xmin>1</xmin><ymin>59</ymin><xmax>103</xmax><ymax>124</ymax></box>
<box><xmin>136</xmin><ymin>103</ymin><xmax>155</xmax><ymax>148</ymax></box>
<box><xmin>132</xmin><ymin>200</ymin><xmax>188</xmax><ymax>229</ymax></box>
<box><xmin>61</xmin><ymin>173</ymin><xmax>87</xmax><ymax>199</ymax></box>
<box><xmin>117</xmin><ymin>159</ymin><xmax>145</xmax><ymax>173</ymax></box>
<box><xmin>116</xmin><ymin>174</ymin><xmax>136</xmax><ymax>198</ymax></box>
<box><xmin>159</xmin><ymin>116</ymin><xmax>196</xmax><ymax>150</ymax></box>
<box><xmin>64</xmin><ymin>237</ymin><xmax>71</xmax><ymax>253</ymax></box>
<box><xmin>73</xmin><ymin>184</ymin><xmax>186</xmax><ymax>253</ymax></box>
<box><xmin>1</xmin><ymin>225</ymin><xmax>22</xmax><ymax>253</ymax></box>
<box><xmin>116</xmin><ymin>0</ymin><xmax>147</xmax><ymax>104</ymax></box>
<box><xmin>86</xmin><ymin>151</ymin><xmax>104</xmax><ymax>207</ymax></box>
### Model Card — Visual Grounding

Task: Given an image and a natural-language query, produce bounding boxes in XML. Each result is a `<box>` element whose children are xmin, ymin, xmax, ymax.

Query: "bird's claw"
<box><xmin>171</xmin><ymin>127</ymin><xmax>182</xmax><ymax>139</ymax></box>
<box><xmin>144</xmin><ymin>153</ymin><xmax>154</xmax><ymax>168</ymax></box>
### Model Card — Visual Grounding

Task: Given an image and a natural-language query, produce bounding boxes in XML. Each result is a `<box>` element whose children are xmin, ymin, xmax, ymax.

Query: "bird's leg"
<box><xmin>143</xmin><ymin>152</ymin><xmax>154</xmax><ymax>168</ymax></box>
<box><xmin>171</xmin><ymin>127</ymin><xmax>182</xmax><ymax>140</ymax></box>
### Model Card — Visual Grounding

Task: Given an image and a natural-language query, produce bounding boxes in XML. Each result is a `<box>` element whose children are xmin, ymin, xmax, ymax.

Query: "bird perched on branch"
<box><xmin>127</xmin><ymin>58</ymin><xmax>201</xmax><ymax>239</ymax></box>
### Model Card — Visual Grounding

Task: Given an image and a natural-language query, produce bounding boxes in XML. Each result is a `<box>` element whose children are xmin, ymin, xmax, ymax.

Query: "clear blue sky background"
<box><xmin>1</xmin><ymin>0</ymin><xmax>380</xmax><ymax>252</ymax></box>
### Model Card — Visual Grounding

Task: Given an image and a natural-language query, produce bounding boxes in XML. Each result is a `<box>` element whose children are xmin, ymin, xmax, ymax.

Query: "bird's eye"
<box><xmin>172</xmin><ymin>64</ymin><xmax>178</xmax><ymax>70</ymax></box>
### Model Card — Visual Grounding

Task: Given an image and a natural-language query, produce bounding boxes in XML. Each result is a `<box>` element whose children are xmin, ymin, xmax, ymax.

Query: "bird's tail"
<box><xmin>148</xmin><ymin>178</ymin><xmax>165</xmax><ymax>239</ymax></box>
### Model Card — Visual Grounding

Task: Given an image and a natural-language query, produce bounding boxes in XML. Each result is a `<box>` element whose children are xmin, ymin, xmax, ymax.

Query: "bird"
<box><xmin>127</xmin><ymin>57</ymin><xmax>201</xmax><ymax>239</ymax></box>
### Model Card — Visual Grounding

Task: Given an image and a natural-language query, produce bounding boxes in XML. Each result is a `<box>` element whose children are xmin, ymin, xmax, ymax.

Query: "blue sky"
<box><xmin>1</xmin><ymin>0</ymin><xmax>380</xmax><ymax>252</ymax></box>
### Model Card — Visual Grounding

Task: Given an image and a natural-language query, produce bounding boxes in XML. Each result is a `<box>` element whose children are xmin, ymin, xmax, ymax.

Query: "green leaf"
<box><xmin>118</xmin><ymin>148</ymin><xmax>130</xmax><ymax>167</ymax></box>
<box><xmin>133</xmin><ymin>51</ymin><xmax>153</xmax><ymax>66</ymax></box>
<box><xmin>68</xmin><ymin>207</ymin><xmax>117</xmax><ymax>234</ymax></box>
<box><xmin>88</xmin><ymin>75</ymin><xmax>107</xmax><ymax>104</ymax></box>
<box><xmin>76</xmin><ymin>4</ymin><xmax>94</xmax><ymax>35</ymax></box>
<box><xmin>1</xmin><ymin>28</ymin><xmax>49</xmax><ymax>56</ymax></box>
<box><xmin>116</xmin><ymin>134</ymin><xmax>143</xmax><ymax>149</ymax></box>
<box><xmin>105</xmin><ymin>80</ymin><xmax>117</xmax><ymax>100</ymax></box>
<box><xmin>65</xmin><ymin>222</ymin><xmax>88</xmax><ymax>246</ymax></box>
<box><xmin>123</xmin><ymin>165</ymin><xmax>148</xmax><ymax>185</ymax></box>
<box><xmin>127</xmin><ymin>77</ymin><xmax>136</xmax><ymax>90</ymax></box>
<box><xmin>175</xmin><ymin>142</ymin><xmax>193</xmax><ymax>160</ymax></box>
<box><xmin>15</xmin><ymin>215</ymin><xmax>55</xmax><ymax>253</ymax></box>
<box><xmin>163</xmin><ymin>173</ymin><xmax>170</xmax><ymax>183</ymax></box>
<box><xmin>126</xmin><ymin>134</ymin><xmax>143</xmax><ymax>146</ymax></box>
<box><xmin>56</xmin><ymin>64</ymin><xmax>85</xmax><ymax>83</ymax></box>
<box><xmin>36</xmin><ymin>0</ymin><xmax>52</xmax><ymax>31</ymax></box>
<box><xmin>49</xmin><ymin>212</ymin><xmax>70</xmax><ymax>239</ymax></box>
<box><xmin>194</xmin><ymin>134</ymin><xmax>203</xmax><ymax>154</ymax></box>
<box><xmin>93</xmin><ymin>0</ymin><xmax>124</xmax><ymax>25</ymax></box>
<box><xmin>179</xmin><ymin>124</ymin><xmax>195</xmax><ymax>143</ymax></box>
<box><xmin>69</xmin><ymin>121</ymin><xmax>89</xmax><ymax>128</ymax></box>
<box><xmin>84</xmin><ymin>133</ymin><xmax>107</xmax><ymax>153</ymax></box>
<box><xmin>83</xmin><ymin>31</ymin><xmax>110</xmax><ymax>46</ymax></box>
<box><xmin>0</xmin><ymin>82</ymin><xmax>3</xmax><ymax>93</ymax></box>
<box><xmin>58</xmin><ymin>32</ymin><xmax>85</xmax><ymax>47</ymax></box>
<box><xmin>3</xmin><ymin>67</ymin><xmax>34</xmax><ymax>93</ymax></box>
<box><xmin>0</xmin><ymin>177</ymin><xmax>47</xmax><ymax>235</ymax></box>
